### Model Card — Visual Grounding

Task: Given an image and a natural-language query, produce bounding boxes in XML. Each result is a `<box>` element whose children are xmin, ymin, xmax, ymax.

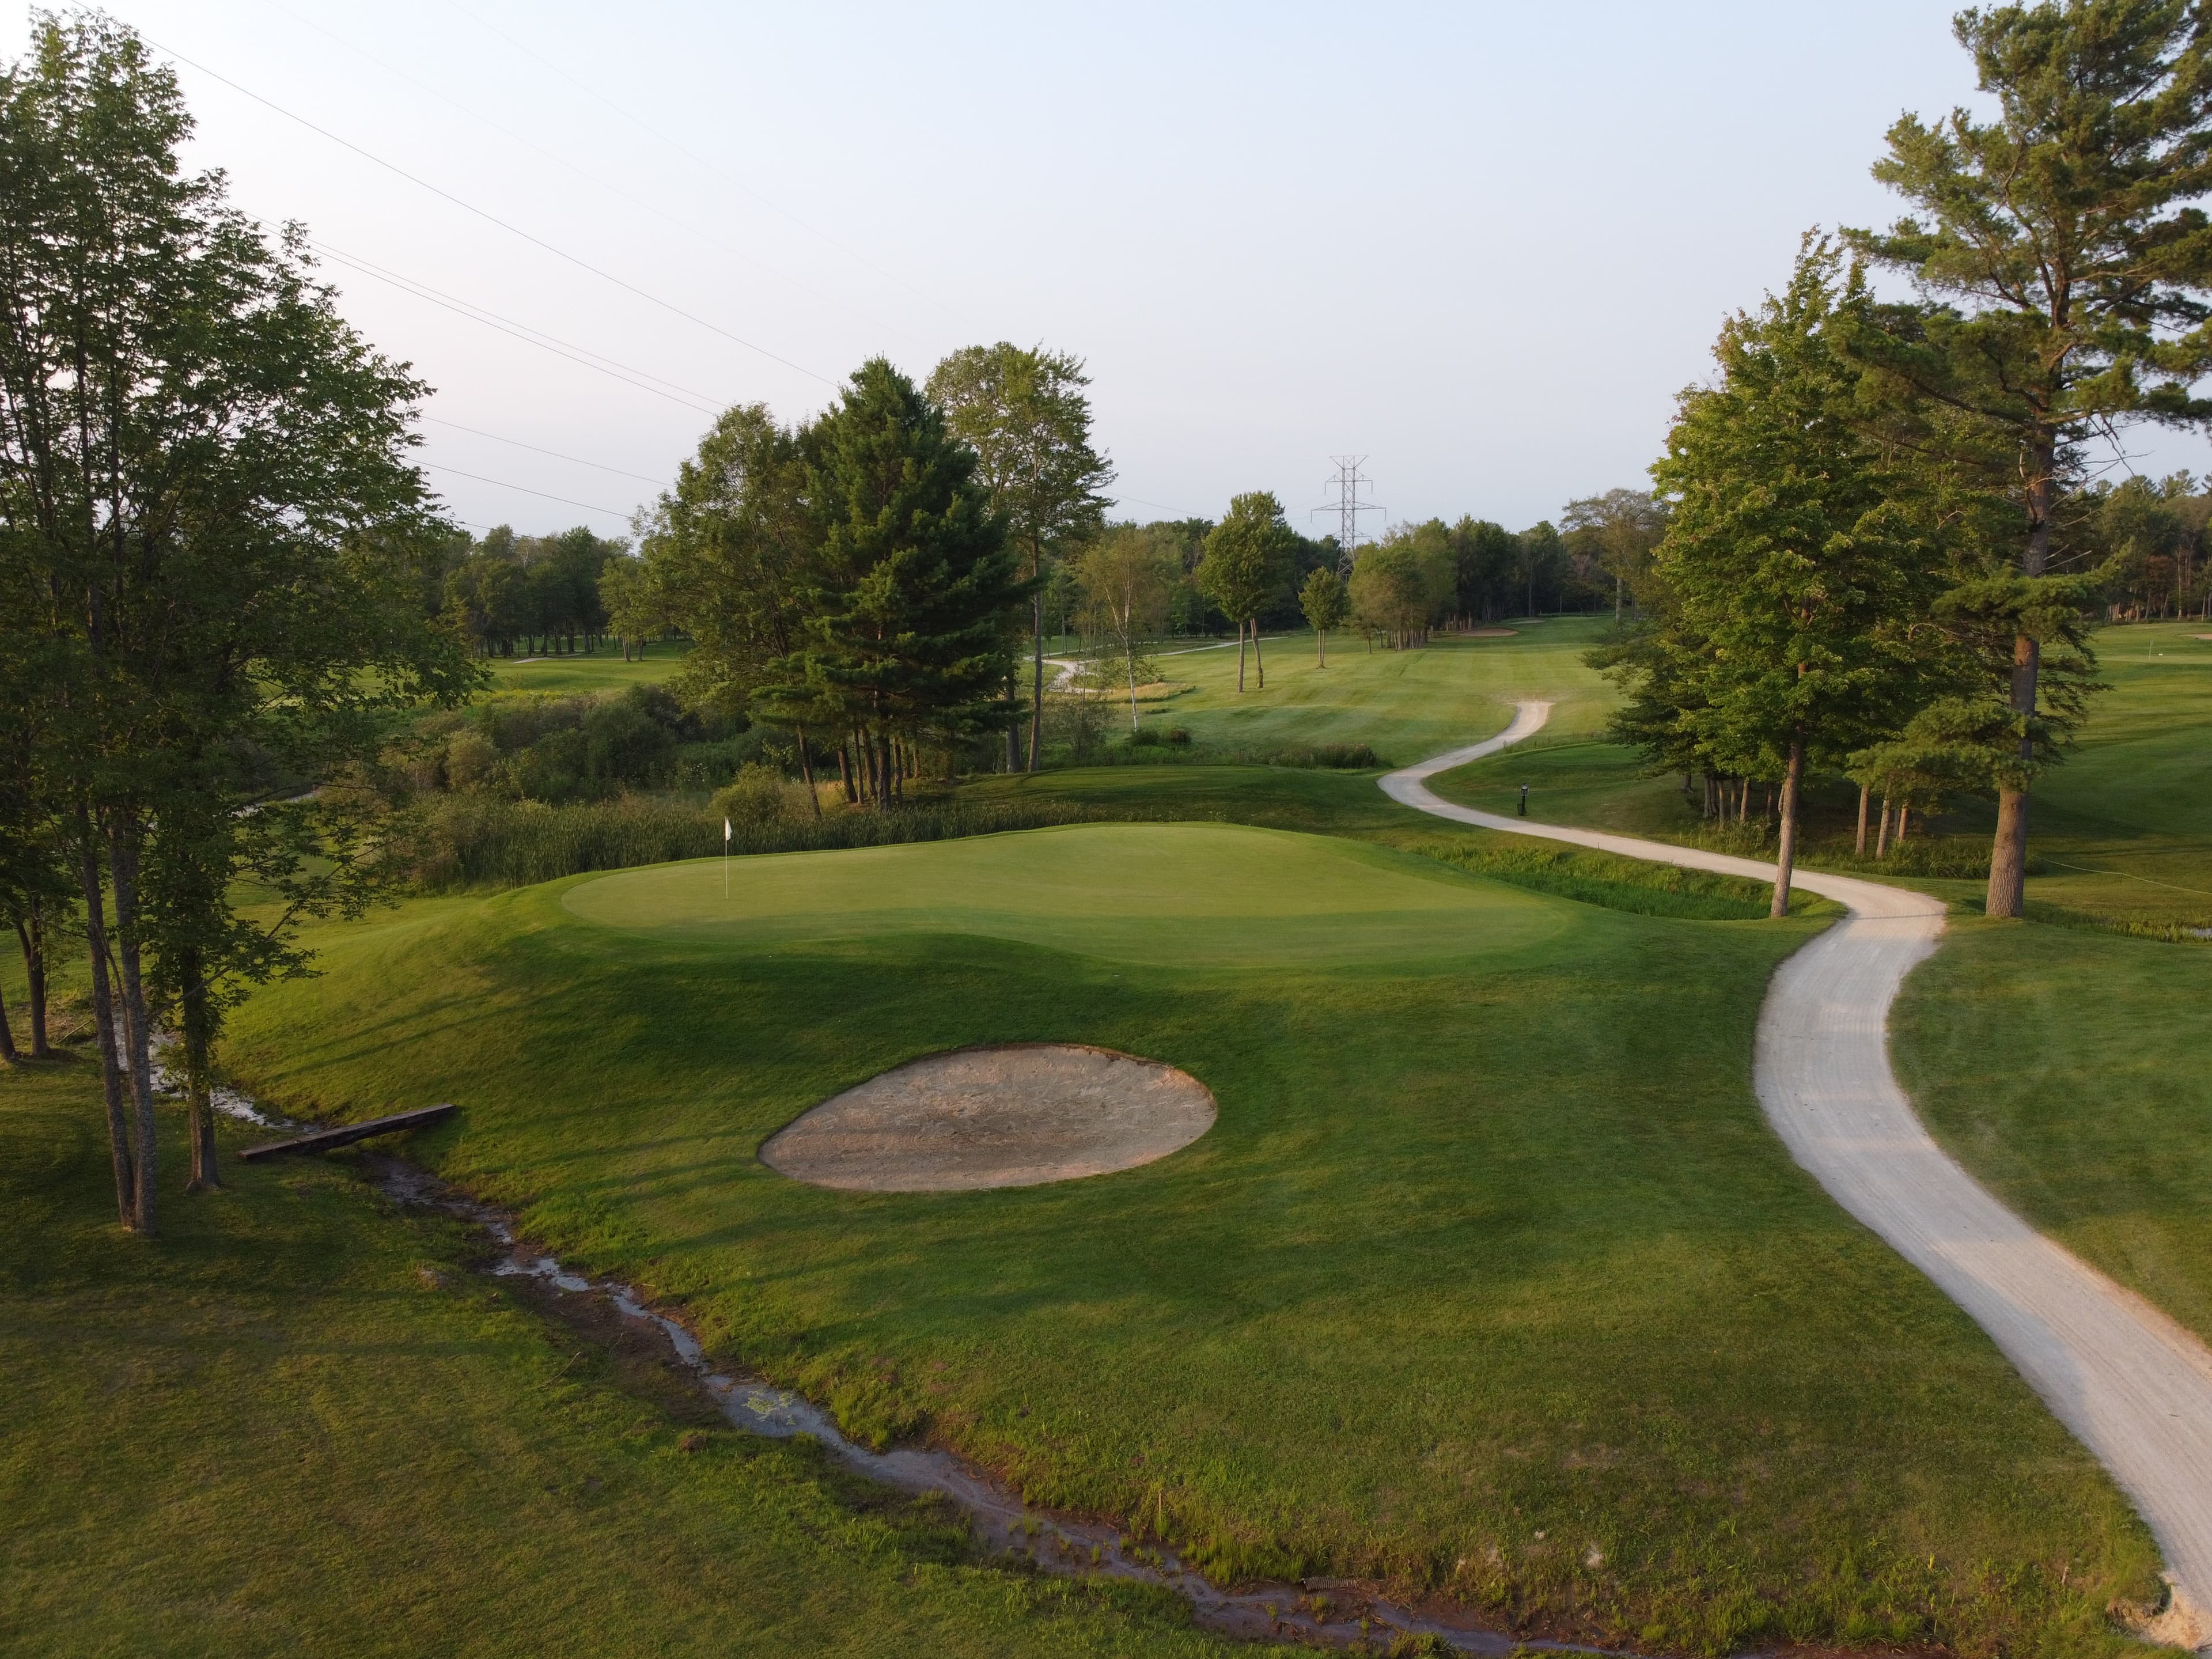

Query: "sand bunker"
<box><xmin>759</xmin><ymin>1044</ymin><xmax>1215</xmax><ymax>1192</ymax></box>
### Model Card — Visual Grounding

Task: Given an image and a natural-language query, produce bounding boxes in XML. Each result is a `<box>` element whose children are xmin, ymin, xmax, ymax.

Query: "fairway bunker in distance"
<box><xmin>760</xmin><ymin>1043</ymin><xmax>1214</xmax><ymax>1192</ymax></box>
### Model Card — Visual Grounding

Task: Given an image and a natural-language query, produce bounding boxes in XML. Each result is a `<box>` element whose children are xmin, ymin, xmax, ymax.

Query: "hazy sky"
<box><xmin>56</xmin><ymin>2</ymin><xmax>2212</xmax><ymax>542</ymax></box>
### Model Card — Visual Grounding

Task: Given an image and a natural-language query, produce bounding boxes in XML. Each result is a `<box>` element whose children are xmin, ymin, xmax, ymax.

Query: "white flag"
<box><xmin>724</xmin><ymin>819</ymin><xmax>732</xmax><ymax>843</ymax></box>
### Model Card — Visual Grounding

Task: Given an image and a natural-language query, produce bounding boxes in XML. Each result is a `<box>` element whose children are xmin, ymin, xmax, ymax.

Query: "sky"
<box><xmin>52</xmin><ymin>1</ymin><xmax>2212</xmax><ymax>544</ymax></box>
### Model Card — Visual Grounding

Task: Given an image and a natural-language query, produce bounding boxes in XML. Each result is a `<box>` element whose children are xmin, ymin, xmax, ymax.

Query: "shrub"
<box><xmin>391</xmin><ymin>790</ymin><xmax>1192</xmax><ymax>893</ymax></box>
<box><xmin>710</xmin><ymin>763</ymin><xmax>806</xmax><ymax>827</ymax></box>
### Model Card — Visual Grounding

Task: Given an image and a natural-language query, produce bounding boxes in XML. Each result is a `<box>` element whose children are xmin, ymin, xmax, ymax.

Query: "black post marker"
<box><xmin>1518</xmin><ymin>784</ymin><xmax>1528</xmax><ymax>817</ymax></box>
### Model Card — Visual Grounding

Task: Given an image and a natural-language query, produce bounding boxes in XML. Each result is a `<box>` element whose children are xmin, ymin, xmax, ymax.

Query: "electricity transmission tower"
<box><xmin>1313</xmin><ymin>456</ymin><xmax>1382</xmax><ymax>575</ymax></box>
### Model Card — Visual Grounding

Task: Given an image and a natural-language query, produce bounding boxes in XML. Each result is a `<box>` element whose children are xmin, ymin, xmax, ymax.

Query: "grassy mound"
<box><xmin>214</xmin><ymin>822</ymin><xmax>2154</xmax><ymax>1656</ymax></box>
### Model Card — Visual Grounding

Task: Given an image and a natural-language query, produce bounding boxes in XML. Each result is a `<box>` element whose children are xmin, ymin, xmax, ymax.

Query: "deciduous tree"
<box><xmin>1198</xmin><ymin>492</ymin><xmax>1294</xmax><ymax>691</ymax></box>
<box><xmin>927</xmin><ymin>343</ymin><xmax>1113</xmax><ymax>771</ymax></box>
<box><xmin>1300</xmin><ymin>566</ymin><xmax>1348</xmax><ymax>665</ymax></box>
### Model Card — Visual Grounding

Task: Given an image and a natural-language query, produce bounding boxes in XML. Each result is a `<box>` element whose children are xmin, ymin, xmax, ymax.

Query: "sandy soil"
<box><xmin>759</xmin><ymin>1043</ymin><xmax>1216</xmax><ymax>1192</ymax></box>
<box><xmin>1385</xmin><ymin>703</ymin><xmax>2212</xmax><ymax>1643</ymax></box>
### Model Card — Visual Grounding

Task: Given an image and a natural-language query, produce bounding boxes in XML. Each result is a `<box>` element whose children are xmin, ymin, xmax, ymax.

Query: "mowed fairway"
<box><xmin>219</xmin><ymin>820</ymin><xmax>2158</xmax><ymax>1654</ymax></box>
<box><xmin>1130</xmin><ymin>619</ymin><xmax>1616</xmax><ymax>762</ymax></box>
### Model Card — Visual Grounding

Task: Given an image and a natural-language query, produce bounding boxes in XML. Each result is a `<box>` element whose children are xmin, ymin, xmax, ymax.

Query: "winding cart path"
<box><xmin>1385</xmin><ymin>701</ymin><xmax>2212</xmax><ymax>1641</ymax></box>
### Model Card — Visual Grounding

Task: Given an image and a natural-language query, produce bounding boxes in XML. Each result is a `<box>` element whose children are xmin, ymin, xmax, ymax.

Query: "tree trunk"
<box><xmin>75</xmin><ymin>818</ymin><xmax>138</xmax><ymax>1232</ymax></box>
<box><xmin>793</xmin><ymin>725</ymin><xmax>821</xmax><ymax>818</ymax></box>
<box><xmin>181</xmin><ymin>955</ymin><xmax>221</xmax><ymax>1194</ymax></box>
<box><xmin>1236</xmin><ymin>620</ymin><xmax>1247</xmax><ymax>692</ymax></box>
<box><xmin>1026</xmin><ymin>557</ymin><xmax>1044</xmax><ymax>772</ymax></box>
<box><xmin>1317</xmin><ymin>630</ymin><xmax>1327</xmax><ymax>668</ymax></box>
<box><xmin>1253</xmin><ymin>626</ymin><xmax>1266</xmax><ymax>690</ymax></box>
<box><xmin>14</xmin><ymin>911</ymin><xmax>50</xmax><ymax>1058</ymax></box>
<box><xmin>1613</xmin><ymin>574</ymin><xmax>1622</xmax><ymax>624</ymax></box>
<box><xmin>1854</xmin><ymin>784</ymin><xmax>1870</xmax><ymax>858</ymax></box>
<box><xmin>107</xmin><ymin>824</ymin><xmax>159</xmax><ymax>1237</ymax></box>
<box><xmin>1898</xmin><ymin>805</ymin><xmax>1911</xmax><ymax>841</ymax></box>
<box><xmin>1126</xmin><ymin>639</ymin><xmax>1141</xmax><ymax>731</ymax></box>
<box><xmin>1982</xmin><ymin>787</ymin><xmax>2026</xmax><ymax>915</ymax></box>
<box><xmin>1987</xmin><ymin>635</ymin><xmax>2040</xmax><ymax>918</ymax></box>
<box><xmin>1988</xmin><ymin>446</ymin><xmax>2054</xmax><ymax>916</ymax></box>
<box><xmin>0</xmin><ymin>976</ymin><xmax>16</xmax><ymax>1062</ymax></box>
<box><xmin>1770</xmin><ymin>740</ymin><xmax>1804</xmax><ymax>918</ymax></box>
<box><xmin>1877</xmin><ymin>797</ymin><xmax>1892</xmax><ymax>858</ymax></box>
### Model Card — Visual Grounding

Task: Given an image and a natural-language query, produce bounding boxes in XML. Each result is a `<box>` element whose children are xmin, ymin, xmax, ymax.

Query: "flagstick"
<box><xmin>723</xmin><ymin>816</ymin><xmax>731</xmax><ymax>900</ymax></box>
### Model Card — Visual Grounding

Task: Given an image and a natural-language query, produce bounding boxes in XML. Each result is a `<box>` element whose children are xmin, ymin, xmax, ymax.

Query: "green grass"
<box><xmin>1122</xmin><ymin>619</ymin><xmax>1618</xmax><ymax>764</ymax></box>
<box><xmin>204</xmin><ymin>821</ymin><xmax>2156</xmax><ymax>1656</ymax></box>
<box><xmin>1895</xmin><ymin>921</ymin><xmax>2212</xmax><ymax>1350</ymax></box>
<box><xmin>485</xmin><ymin>641</ymin><xmax>688</xmax><ymax>695</ymax></box>
<box><xmin>0</xmin><ymin>1060</ymin><xmax>1229</xmax><ymax>1658</ymax></box>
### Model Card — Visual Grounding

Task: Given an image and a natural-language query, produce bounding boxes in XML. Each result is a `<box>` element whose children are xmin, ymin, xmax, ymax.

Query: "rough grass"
<box><xmin>0</xmin><ymin>1060</ymin><xmax>1228</xmax><ymax>1659</ymax></box>
<box><xmin>214</xmin><ymin>823</ymin><xmax>2156</xmax><ymax>1657</ymax></box>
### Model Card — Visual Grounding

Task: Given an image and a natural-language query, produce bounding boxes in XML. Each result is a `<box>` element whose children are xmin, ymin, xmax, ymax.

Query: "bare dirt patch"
<box><xmin>759</xmin><ymin>1043</ymin><xmax>1215</xmax><ymax>1192</ymax></box>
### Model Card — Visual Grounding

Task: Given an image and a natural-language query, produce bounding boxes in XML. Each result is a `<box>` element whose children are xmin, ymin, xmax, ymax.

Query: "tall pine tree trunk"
<box><xmin>75</xmin><ymin>813</ymin><xmax>138</xmax><ymax>1231</ymax></box>
<box><xmin>1990</xmin><ymin>452</ymin><xmax>2054</xmax><ymax>917</ymax></box>
<box><xmin>1854</xmin><ymin>784</ymin><xmax>1870</xmax><ymax>857</ymax></box>
<box><xmin>1771</xmin><ymin>740</ymin><xmax>1805</xmax><ymax>919</ymax></box>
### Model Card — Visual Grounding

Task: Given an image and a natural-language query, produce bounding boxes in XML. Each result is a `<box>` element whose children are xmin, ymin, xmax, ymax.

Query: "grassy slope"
<box><xmin>214</xmin><ymin>823</ymin><xmax>2152</xmax><ymax>1656</ymax></box>
<box><xmin>0</xmin><ymin>1062</ymin><xmax>1225</xmax><ymax>1659</ymax></box>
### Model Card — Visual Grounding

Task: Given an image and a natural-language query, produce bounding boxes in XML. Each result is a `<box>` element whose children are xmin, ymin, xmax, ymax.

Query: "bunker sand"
<box><xmin>759</xmin><ymin>1043</ymin><xmax>1216</xmax><ymax>1192</ymax></box>
<box><xmin>1391</xmin><ymin>703</ymin><xmax>2212</xmax><ymax>1642</ymax></box>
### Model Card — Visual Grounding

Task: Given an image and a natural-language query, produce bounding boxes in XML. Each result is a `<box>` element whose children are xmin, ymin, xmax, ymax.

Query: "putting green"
<box><xmin>559</xmin><ymin>821</ymin><xmax>1569</xmax><ymax>968</ymax></box>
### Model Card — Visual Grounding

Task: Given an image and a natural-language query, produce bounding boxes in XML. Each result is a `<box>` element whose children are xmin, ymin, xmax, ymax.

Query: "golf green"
<box><xmin>561</xmin><ymin>823</ymin><xmax>1568</xmax><ymax>968</ymax></box>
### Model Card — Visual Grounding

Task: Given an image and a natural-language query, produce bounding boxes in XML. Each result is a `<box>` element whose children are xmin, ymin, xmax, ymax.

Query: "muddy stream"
<box><xmin>195</xmin><ymin>1070</ymin><xmax>1618</xmax><ymax>1656</ymax></box>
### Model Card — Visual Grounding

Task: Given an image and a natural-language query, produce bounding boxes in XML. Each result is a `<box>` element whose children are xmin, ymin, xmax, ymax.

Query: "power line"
<box><xmin>419</xmin><ymin>416</ymin><xmax>671</xmax><ymax>487</ymax></box>
<box><xmin>259</xmin><ymin>1</ymin><xmax>915</xmax><ymax>349</ymax></box>
<box><xmin>421</xmin><ymin>463</ymin><xmax>636</xmax><ymax>520</ymax></box>
<box><xmin>1313</xmin><ymin>456</ymin><xmax>1383</xmax><ymax>575</ymax></box>
<box><xmin>143</xmin><ymin>33</ymin><xmax>838</xmax><ymax>388</ymax></box>
<box><xmin>444</xmin><ymin>0</ymin><xmax>975</xmax><ymax>332</ymax></box>
<box><xmin>309</xmin><ymin>240</ymin><xmax>725</xmax><ymax>415</ymax></box>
